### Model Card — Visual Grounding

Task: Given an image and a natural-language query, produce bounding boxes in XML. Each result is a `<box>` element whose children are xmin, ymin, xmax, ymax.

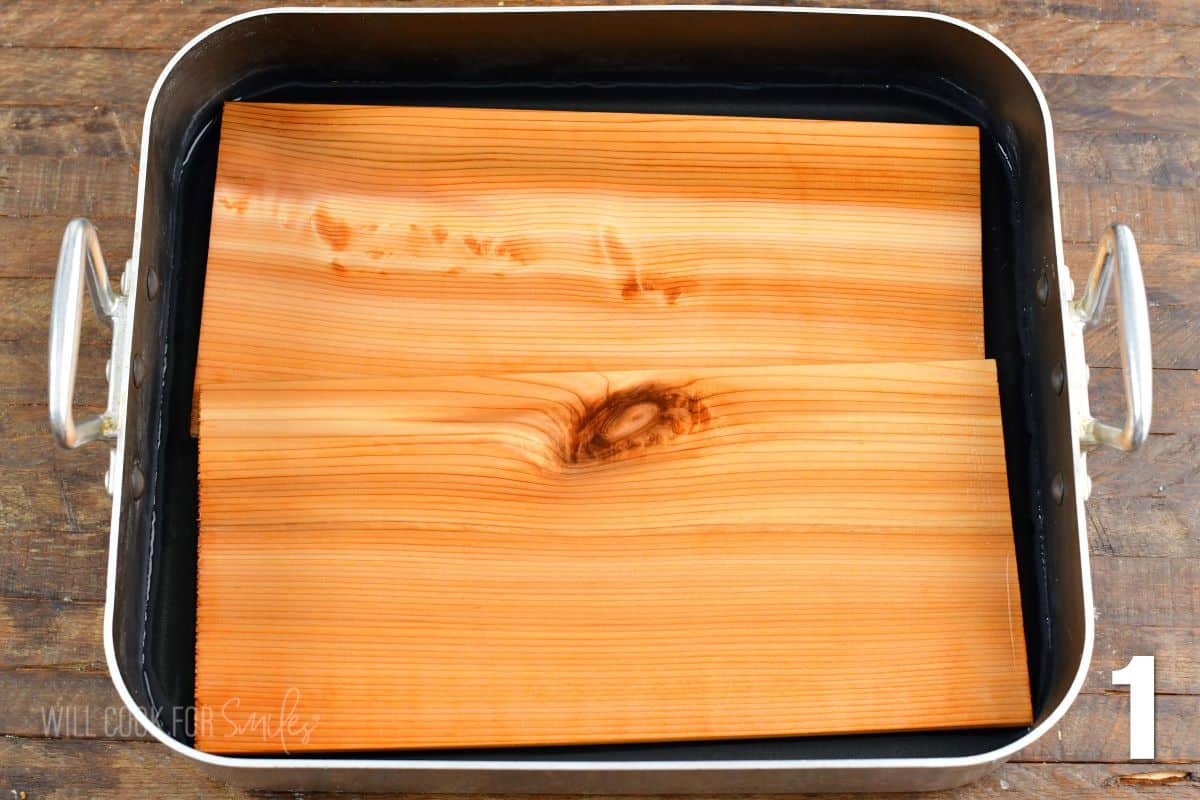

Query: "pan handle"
<box><xmin>1073</xmin><ymin>223</ymin><xmax>1152</xmax><ymax>451</ymax></box>
<box><xmin>48</xmin><ymin>218</ymin><xmax>129</xmax><ymax>451</ymax></box>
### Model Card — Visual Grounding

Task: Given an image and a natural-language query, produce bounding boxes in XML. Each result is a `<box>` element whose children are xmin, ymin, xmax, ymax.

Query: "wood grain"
<box><xmin>195</xmin><ymin>359</ymin><xmax>1029</xmax><ymax>753</ymax></box>
<box><xmin>0</xmin><ymin>596</ymin><xmax>104</xmax><ymax>668</ymax></box>
<box><xmin>0</xmin><ymin>155</ymin><xmax>138</xmax><ymax>217</ymax></box>
<box><xmin>194</xmin><ymin>102</ymin><xmax>983</xmax><ymax>416</ymax></box>
<box><xmin>6</xmin><ymin>1</ymin><xmax>1198</xmax><ymax>796</ymax></box>
<box><xmin>3</xmin><ymin>739</ymin><xmax>1197</xmax><ymax>800</ymax></box>
<box><xmin>6</xmin><ymin>0</ymin><xmax>1200</xmax><ymax>50</ymax></box>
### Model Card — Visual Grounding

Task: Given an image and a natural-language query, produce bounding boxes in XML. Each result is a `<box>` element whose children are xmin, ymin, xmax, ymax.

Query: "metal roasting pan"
<box><xmin>47</xmin><ymin>6</ymin><xmax>1153</xmax><ymax>793</ymax></box>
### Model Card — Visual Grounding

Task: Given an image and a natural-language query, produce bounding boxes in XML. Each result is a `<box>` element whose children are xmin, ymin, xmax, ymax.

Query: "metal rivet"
<box><xmin>1051</xmin><ymin>363</ymin><xmax>1065</xmax><ymax>395</ymax></box>
<box><xmin>1035</xmin><ymin>273</ymin><xmax>1051</xmax><ymax>306</ymax></box>
<box><xmin>131</xmin><ymin>353</ymin><xmax>145</xmax><ymax>388</ymax></box>
<box><xmin>1051</xmin><ymin>472</ymin><xmax>1065</xmax><ymax>505</ymax></box>
<box><xmin>129</xmin><ymin>462</ymin><xmax>146</xmax><ymax>500</ymax></box>
<box><xmin>145</xmin><ymin>269</ymin><xmax>160</xmax><ymax>301</ymax></box>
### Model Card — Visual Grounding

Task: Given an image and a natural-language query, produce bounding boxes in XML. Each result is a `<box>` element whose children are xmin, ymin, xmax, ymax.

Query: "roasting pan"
<box><xmin>48</xmin><ymin>6</ymin><xmax>1152</xmax><ymax>793</ymax></box>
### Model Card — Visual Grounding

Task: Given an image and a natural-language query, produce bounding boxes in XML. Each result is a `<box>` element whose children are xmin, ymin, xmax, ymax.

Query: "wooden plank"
<box><xmin>0</xmin><ymin>738</ymin><xmax>246</xmax><ymax>800</ymax></box>
<box><xmin>1017</xmin><ymin>694</ymin><xmax>1200</xmax><ymax>763</ymax></box>
<box><xmin>1089</xmin><ymin>623</ymin><xmax>1200</xmax><ymax>696</ymax></box>
<box><xmin>0</xmin><ymin>596</ymin><xmax>103</xmax><ymax>669</ymax></box>
<box><xmin>1059</xmin><ymin>183</ymin><xmax>1200</xmax><ymax>247</ymax></box>
<box><xmin>952</xmin><ymin>763</ymin><xmax>1200</xmax><ymax>796</ymax></box>
<box><xmin>2</xmin><ymin>403</ymin><xmax>107</xmax><ymax>476</ymax></box>
<box><xmin>1085</xmin><ymin>433</ymin><xmax>1200</xmax><ymax>558</ymax></box>
<box><xmin>4</xmin><ymin>0</ymin><xmax>1200</xmax><ymax>50</ymax></box>
<box><xmin>195</xmin><ymin>102</ymin><xmax>983</xmax><ymax>408</ymax></box>
<box><xmin>1062</xmin><ymin>243</ymin><xmax>1200</xmax><ymax>306</ymax></box>
<box><xmin>983</xmin><ymin>18</ymin><xmax>1200</xmax><ymax>78</ymax></box>
<box><xmin>0</xmin><ymin>106</ymin><xmax>142</xmax><ymax>158</ymax></box>
<box><xmin>0</xmin><ymin>216</ymin><xmax>134</xmax><ymax>278</ymax></box>
<box><xmin>1042</xmin><ymin>74</ymin><xmax>1200</xmax><ymax>134</ymax></box>
<box><xmin>1049</xmin><ymin>0</ymin><xmax>1200</xmax><ymax>23</ymax></box>
<box><xmin>12</xmin><ymin>667</ymin><xmax>1192</xmax><ymax>770</ymax></box>
<box><xmin>195</xmin><ymin>359</ymin><xmax>1028</xmax><ymax>753</ymax></box>
<box><xmin>0</xmin><ymin>669</ymin><xmax>149</xmax><ymax>741</ymax></box>
<box><xmin>2</xmin><ymin>736</ymin><xmax>1191</xmax><ymax>800</ymax></box>
<box><xmin>1056</xmin><ymin>132</ymin><xmax>1200</xmax><ymax>188</ymax></box>
<box><xmin>2</xmin><ymin>404</ymin><xmax>111</xmax><ymax>484</ymax></box>
<box><xmin>1</xmin><ymin>403</ymin><xmax>110</xmax><ymax>598</ymax></box>
<box><xmin>0</xmin><ymin>342</ymin><xmax>107</xmax><ymax>406</ymax></box>
<box><xmin>1089</xmin><ymin>494</ymin><xmax>1200</xmax><ymax>558</ymax></box>
<box><xmin>1092</xmin><ymin>555</ymin><xmax>1200</xmax><ymax>628</ymax></box>
<box><xmin>0</xmin><ymin>156</ymin><xmax>138</xmax><ymax>217</ymax></box>
<box><xmin>0</xmin><ymin>464</ymin><xmax>110</xmax><ymax>539</ymax></box>
<box><xmin>1</xmin><ymin>277</ymin><xmax>111</xmax><ymax>345</ymax></box>
<box><xmin>0</xmin><ymin>528</ymin><xmax>108</xmax><ymax>603</ymax></box>
<box><xmin>1083</xmin><ymin>309</ymin><xmax>1199</xmax><ymax>370</ymax></box>
<box><xmin>0</xmin><ymin>49</ymin><xmax>165</xmax><ymax>107</ymax></box>
<box><xmin>0</xmin><ymin>739</ymin><xmax>1194</xmax><ymax>800</ymax></box>
<box><xmin>1089</xmin><ymin>367</ymin><xmax>1198</xmax><ymax>435</ymax></box>
<box><xmin>0</xmin><ymin>0</ymin><xmax>404</xmax><ymax>49</ymax></box>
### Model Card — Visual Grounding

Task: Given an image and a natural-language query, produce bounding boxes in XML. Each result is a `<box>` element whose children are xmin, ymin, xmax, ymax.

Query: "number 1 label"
<box><xmin>1112</xmin><ymin>655</ymin><xmax>1155</xmax><ymax>760</ymax></box>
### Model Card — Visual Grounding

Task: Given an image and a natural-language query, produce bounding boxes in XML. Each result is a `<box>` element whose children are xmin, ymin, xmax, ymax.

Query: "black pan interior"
<box><xmin>131</xmin><ymin>10</ymin><xmax>1067</xmax><ymax>762</ymax></box>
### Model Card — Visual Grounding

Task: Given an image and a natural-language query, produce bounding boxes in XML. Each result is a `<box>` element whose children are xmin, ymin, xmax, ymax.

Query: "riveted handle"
<box><xmin>1074</xmin><ymin>224</ymin><xmax>1152</xmax><ymax>451</ymax></box>
<box><xmin>48</xmin><ymin>218</ymin><xmax>127</xmax><ymax>449</ymax></box>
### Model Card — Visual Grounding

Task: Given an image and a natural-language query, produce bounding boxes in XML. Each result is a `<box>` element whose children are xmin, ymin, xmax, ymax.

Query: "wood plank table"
<box><xmin>1</xmin><ymin>1</ymin><xmax>1196</xmax><ymax>796</ymax></box>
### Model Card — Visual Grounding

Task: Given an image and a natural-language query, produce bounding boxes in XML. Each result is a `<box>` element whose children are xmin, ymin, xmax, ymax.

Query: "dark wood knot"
<box><xmin>569</xmin><ymin>383</ymin><xmax>709</xmax><ymax>464</ymax></box>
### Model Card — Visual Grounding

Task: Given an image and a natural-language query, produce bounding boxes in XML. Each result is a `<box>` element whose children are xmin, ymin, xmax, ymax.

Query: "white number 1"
<box><xmin>1112</xmin><ymin>656</ymin><xmax>1155</xmax><ymax>760</ymax></box>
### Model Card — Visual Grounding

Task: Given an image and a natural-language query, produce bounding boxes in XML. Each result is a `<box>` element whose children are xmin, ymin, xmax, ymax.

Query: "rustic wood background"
<box><xmin>1</xmin><ymin>0</ymin><xmax>1196</xmax><ymax>797</ymax></box>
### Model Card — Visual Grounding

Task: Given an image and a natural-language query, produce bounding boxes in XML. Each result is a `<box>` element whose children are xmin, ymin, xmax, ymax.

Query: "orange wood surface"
<box><xmin>195</xmin><ymin>359</ymin><xmax>1030</xmax><ymax>754</ymax></box>
<box><xmin>193</xmin><ymin>102</ymin><xmax>982</xmax><ymax>427</ymax></box>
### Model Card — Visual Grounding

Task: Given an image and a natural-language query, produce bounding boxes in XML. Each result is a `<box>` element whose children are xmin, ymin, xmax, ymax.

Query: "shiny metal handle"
<box><xmin>1073</xmin><ymin>224</ymin><xmax>1152</xmax><ymax>451</ymax></box>
<box><xmin>49</xmin><ymin>218</ymin><xmax>127</xmax><ymax>449</ymax></box>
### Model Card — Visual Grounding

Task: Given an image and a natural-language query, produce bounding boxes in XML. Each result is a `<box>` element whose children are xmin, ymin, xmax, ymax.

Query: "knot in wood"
<box><xmin>570</xmin><ymin>384</ymin><xmax>709</xmax><ymax>463</ymax></box>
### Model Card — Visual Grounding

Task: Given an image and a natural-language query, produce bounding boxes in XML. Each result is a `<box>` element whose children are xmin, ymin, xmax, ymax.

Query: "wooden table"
<box><xmin>1</xmin><ymin>1</ymin><xmax>1196</xmax><ymax>797</ymax></box>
